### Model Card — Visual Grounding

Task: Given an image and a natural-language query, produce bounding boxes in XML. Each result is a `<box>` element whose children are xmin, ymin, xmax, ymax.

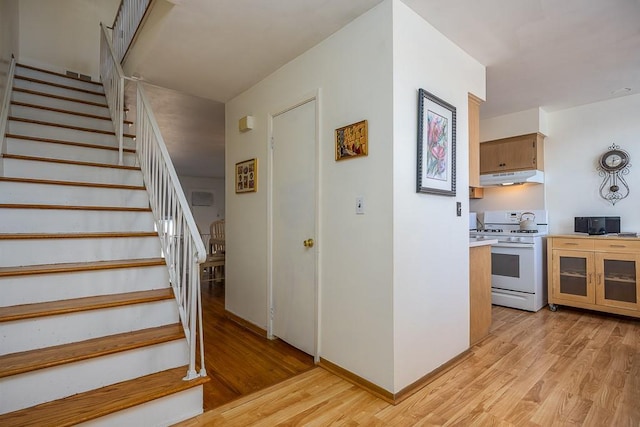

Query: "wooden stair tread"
<box><xmin>8</xmin><ymin>116</ymin><xmax>136</xmax><ymax>138</ymax></box>
<box><xmin>0</xmin><ymin>366</ymin><xmax>207</xmax><ymax>427</ymax></box>
<box><xmin>2</xmin><ymin>153</ymin><xmax>140</xmax><ymax>170</ymax></box>
<box><xmin>15</xmin><ymin>75</ymin><xmax>104</xmax><ymax>96</ymax></box>
<box><xmin>0</xmin><ymin>231</ymin><xmax>156</xmax><ymax>240</ymax></box>
<box><xmin>0</xmin><ymin>203</ymin><xmax>150</xmax><ymax>212</ymax></box>
<box><xmin>0</xmin><ymin>323</ymin><xmax>182</xmax><ymax>379</ymax></box>
<box><xmin>17</xmin><ymin>63</ymin><xmax>103</xmax><ymax>87</ymax></box>
<box><xmin>0</xmin><ymin>288</ymin><xmax>174</xmax><ymax>323</ymax></box>
<box><xmin>12</xmin><ymin>87</ymin><xmax>108</xmax><ymax>108</ymax></box>
<box><xmin>11</xmin><ymin>100</ymin><xmax>134</xmax><ymax>124</ymax></box>
<box><xmin>0</xmin><ymin>176</ymin><xmax>144</xmax><ymax>191</ymax></box>
<box><xmin>5</xmin><ymin>133</ymin><xmax>136</xmax><ymax>153</ymax></box>
<box><xmin>0</xmin><ymin>258</ymin><xmax>165</xmax><ymax>278</ymax></box>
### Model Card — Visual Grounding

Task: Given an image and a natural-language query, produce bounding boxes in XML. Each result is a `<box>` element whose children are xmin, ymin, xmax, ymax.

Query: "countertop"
<box><xmin>469</xmin><ymin>238</ymin><xmax>498</xmax><ymax>248</ymax></box>
<box><xmin>548</xmin><ymin>233</ymin><xmax>639</xmax><ymax>241</ymax></box>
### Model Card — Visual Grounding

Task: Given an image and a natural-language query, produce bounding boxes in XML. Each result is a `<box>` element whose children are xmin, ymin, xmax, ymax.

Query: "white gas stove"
<box><xmin>470</xmin><ymin>210</ymin><xmax>548</xmax><ymax>312</ymax></box>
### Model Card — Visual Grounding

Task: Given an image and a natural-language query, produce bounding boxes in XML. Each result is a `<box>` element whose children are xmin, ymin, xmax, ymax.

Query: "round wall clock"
<box><xmin>599</xmin><ymin>148</ymin><xmax>629</xmax><ymax>172</ymax></box>
<box><xmin>597</xmin><ymin>144</ymin><xmax>631</xmax><ymax>205</ymax></box>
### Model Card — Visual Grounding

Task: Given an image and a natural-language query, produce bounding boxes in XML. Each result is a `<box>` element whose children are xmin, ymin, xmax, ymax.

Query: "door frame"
<box><xmin>266</xmin><ymin>89</ymin><xmax>321</xmax><ymax>361</ymax></box>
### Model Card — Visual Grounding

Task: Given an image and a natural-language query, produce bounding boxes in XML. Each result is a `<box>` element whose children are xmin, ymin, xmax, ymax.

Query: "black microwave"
<box><xmin>574</xmin><ymin>216</ymin><xmax>620</xmax><ymax>235</ymax></box>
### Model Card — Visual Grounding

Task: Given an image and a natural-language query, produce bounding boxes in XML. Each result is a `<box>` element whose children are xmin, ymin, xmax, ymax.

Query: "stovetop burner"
<box><xmin>511</xmin><ymin>229</ymin><xmax>539</xmax><ymax>234</ymax></box>
<box><xmin>477</xmin><ymin>229</ymin><xmax>503</xmax><ymax>233</ymax></box>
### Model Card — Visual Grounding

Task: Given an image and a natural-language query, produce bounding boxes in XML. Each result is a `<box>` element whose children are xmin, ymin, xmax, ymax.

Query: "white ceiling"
<box><xmin>125</xmin><ymin>0</ymin><xmax>640</xmax><ymax>178</ymax></box>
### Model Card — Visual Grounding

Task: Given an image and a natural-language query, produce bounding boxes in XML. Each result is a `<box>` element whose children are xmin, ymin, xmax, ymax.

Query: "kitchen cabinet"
<box><xmin>480</xmin><ymin>133</ymin><xmax>544</xmax><ymax>175</ymax></box>
<box><xmin>548</xmin><ymin>236</ymin><xmax>640</xmax><ymax>318</ymax></box>
<box><xmin>468</xmin><ymin>93</ymin><xmax>482</xmax><ymax>189</ymax></box>
<box><xmin>470</xmin><ymin>243</ymin><xmax>492</xmax><ymax>345</ymax></box>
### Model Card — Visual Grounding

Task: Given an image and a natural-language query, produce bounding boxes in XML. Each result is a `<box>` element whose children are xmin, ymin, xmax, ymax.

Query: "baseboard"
<box><xmin>393</xmin><ymin>349</ymin><xmax>471</xmax><ymax>404</ymax></box>
<box><xmin>319</xmin><ymin>349</ymin><xmax>471</xmax><ymax>405</ymax></box>
<box><xmin>224</xmin><ymin>310</ymin><xmax>267</xmax><ymax>338</ymax></box>
<box><xmin>317</xmin><ymin>358</ymin><xmax>395</xmax><ymax>404</ymax></box>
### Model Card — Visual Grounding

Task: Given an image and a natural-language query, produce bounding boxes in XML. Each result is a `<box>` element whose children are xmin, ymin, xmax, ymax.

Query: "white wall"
<box><xmin>470</xmin><ymin>185</ymin><xmax>546</xmax><ymax>217</ymax></box>
<box><xmin>391</xmin><ymin>0</ymin><xmax>485</xmax><ymax>391</ymax></box>
<box><xmin>17</xmin><ymin>0</ymin><xmax>119</xmax><ymax>80</ymax></box>
<box><xmin>479</xmin><ymin>107</ymin><xmax>548</xmax><ymax>142</ymax></box>
<box><xmin>225</xmin><ymin>0</ymin><xmax>396</xmax><ymax>390</ymax></box>
<box><xmin>546</xmin><ymin>93</ymin><xmax>640</xmax><ymax>234</ymax></box>
<box><xmin>178</xmin><ymin>175</ymin><xmax>225</xmax><ymax>238</ymax></box>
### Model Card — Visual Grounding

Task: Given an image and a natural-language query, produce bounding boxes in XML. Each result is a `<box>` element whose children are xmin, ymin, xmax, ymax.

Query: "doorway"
<box><xmin>270</xmin><ymin>96</ymin><xmax>318</xmax><ymax>357</ymax></box>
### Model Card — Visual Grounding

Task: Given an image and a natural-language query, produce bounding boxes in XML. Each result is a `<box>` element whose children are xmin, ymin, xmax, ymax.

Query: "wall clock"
<box><xmin>597</xmin><ymin>144</ymin><xmax>631</xmax><ymax>205</ymax></box>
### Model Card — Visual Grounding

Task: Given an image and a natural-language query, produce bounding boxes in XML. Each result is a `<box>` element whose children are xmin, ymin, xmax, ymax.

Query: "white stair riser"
<box><xmin>12</xmin><ymin>89</ymin><xmax>110</xmax><ymax>117</ymax></box>
<box><xmin>0</xmin><ymin>208</ymin><xmax>154</xmax><ymax>233</ymax></box>
<box><xmin>0</xmin><ymin>236</ymin><xmax>161</xmax><ymax>267</ymax></box>
<box><xmin>13</xmin><ymin>78</ymin><xmax>106</xmax><ymax>104</ymax></box>
<box><xmin>2</xmin><ymin>158</ymin><xmax>143</xmax><ymax>186</ymax></box>
<box><xmin>1</xmin><ymin>300</ymin><xmax>180</xmax><ymax>355</ymax></box>
<box><xmin>1</xmin><ymin>267</ymin><xmax>170</xmax><ymax>307</ymax></box>
<box><xmin>8</xmin><ymin>119</ymin><xmax>134</xmax><ymax>148</ymax></box>
<box><xmin>80</xmin><ymin>386</ymin><xmax>203</xmax><ymax>427</ymax></box>
<box><xmin>10</xmin><ymin>104</ymin><xmax>116</xmax><ymax>132</ymax></box>
<box><xmin>0</xmin><ymin>181</ymin><xmax>148</xmax><ymax>207</ymax></box>
<box><xmin>0</xmin><ymin>339</ymin><xmax>188</xmax><ymax>414</ymax></box>
<box><xmin>5</xmin><ymin>137</ymin><xmax>138</xmax><ymax>166</ymax></box>
<box><xmin>15</xmin><ymin>67</ymin><xmax>104</xmax><ymax>93</ymax></box>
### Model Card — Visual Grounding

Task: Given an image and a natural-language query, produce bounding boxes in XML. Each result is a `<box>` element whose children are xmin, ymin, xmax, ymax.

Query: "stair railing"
<box><xmin>111</xmin><ymin>0</ymin><xmax>152</xmax><ymax>63</ymax></box>
<box><xmin>0</xmin><ymin>56</ymin><xmax>17</xmax><ymax>174</ymax></box>
<box><xmin>99</xmin><ymin>23</ymin><xmax>125</xmax><ymax>166</ymax></box>
<box><xmin>99</xmin><ymin>22</ymin><xmax>207</xmax><ymax>381</ymax></box>
<box><xmin>135</xmin><ymin>83</ymin><xmax>208</xmax><ymax>380</ymax></box>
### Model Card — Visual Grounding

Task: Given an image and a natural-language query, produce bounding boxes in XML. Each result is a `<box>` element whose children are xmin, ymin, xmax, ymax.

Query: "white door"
<box><xmin>271</xmin><ymin>99</ymin><xmax>316</xmax><ymax>356</ymax></box>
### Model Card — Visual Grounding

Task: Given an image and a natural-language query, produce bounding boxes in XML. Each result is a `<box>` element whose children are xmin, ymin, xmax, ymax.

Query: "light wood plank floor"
<box><xmin>184</xmin><ymin>304</ymin><xmax>640</xmax><ymax>426</ymax></box>
<box><xmin>200</xmin><ymin>282</ymin><xmax>315</xmax><ymax>410</ymax></box>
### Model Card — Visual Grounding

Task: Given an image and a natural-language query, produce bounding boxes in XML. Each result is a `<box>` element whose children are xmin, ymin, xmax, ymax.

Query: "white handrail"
<box><xmin>100</xmin><ymin>23</ymin><xmax>125</xmax><ymax>165</ymax></box>
<box><xmin>0</xmin><ymin>56</ymin><xmax>17</xmax><ymax>170</ymax></box>
<box><xmin>136</xmin><ymin>83</ymin><xmax>208</xmax><ymax>380</ymax></box>
<box><xmin>111</xmin><ymin>0</ymin><xmax>152</xmax><ymax>63</ymax></box>
<box><xmin>99</xmin><ymin>22</ymin><xmax>207</xmax><ymax>380</ymax></box>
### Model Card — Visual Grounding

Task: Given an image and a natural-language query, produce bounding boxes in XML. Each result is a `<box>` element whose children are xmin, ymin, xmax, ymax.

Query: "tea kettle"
<box><xmin>519</xmin><ymin>212</ymin><xmax>537</xmax><ymax>231</ymax></box>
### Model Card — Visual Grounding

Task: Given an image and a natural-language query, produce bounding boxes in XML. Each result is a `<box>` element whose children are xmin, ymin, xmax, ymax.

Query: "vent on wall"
<box><xmin>191</xmin><ymin>191</ymin><xmax>214</xmax><ymax>206</ymax></box>
<box><xmin>66</xmin><ymin>70</ymin><xmax>93</xmax><ymax>82</ymax></box>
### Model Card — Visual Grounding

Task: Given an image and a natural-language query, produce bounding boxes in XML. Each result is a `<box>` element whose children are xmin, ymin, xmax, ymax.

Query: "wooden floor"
<box><xmin>200</xmin><ymin>281</ymin><xmax>315</xmax><ymax>410</ymax></box>
<box><xmin>185</xmin><ymin>304</ymin><xmax>640</xmax><ymax>426</ymax></box>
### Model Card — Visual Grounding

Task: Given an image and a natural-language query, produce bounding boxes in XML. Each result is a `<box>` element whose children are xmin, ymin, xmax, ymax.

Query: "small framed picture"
<box><xmin>235</xmin><ymin>158</ymin><xmax>258</xmax><ymax>193</ymax></box>
<box><xmin>335</xmin><ymin>120</ymin><xmax>368</xmax><ymax>161</ymax></box>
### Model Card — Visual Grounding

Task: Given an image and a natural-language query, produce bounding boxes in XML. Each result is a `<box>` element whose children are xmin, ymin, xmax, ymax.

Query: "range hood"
<box><xmin>479</xmin><ymin>169</ymin><xmax>544</xmax><ymax>186</ymax></box>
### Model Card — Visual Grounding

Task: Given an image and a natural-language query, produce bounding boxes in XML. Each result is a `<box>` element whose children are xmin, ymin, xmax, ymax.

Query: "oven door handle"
<box><xmin>492</xmin><ymin>243</ymin><xmax>535</xmax><ymax>249</ymax></box>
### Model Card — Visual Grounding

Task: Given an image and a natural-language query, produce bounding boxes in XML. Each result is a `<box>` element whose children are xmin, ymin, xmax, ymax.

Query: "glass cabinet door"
<box><xmin>596</xmin><ymin>252</ymin><xmax>640</xmax><ymax>311</ymax></box>
<box><xmin>552</xmin><ymin>250</ymin><xmax>595</xmax><ymax>303</ymax></box>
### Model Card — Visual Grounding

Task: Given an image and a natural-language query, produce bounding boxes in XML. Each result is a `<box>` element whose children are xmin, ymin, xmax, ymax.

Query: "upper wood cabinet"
<box><xmin>479</xmin><ymin>133</ymin><xmax>544</xmax><ymax>175</ymax></box>
<box><xmin>468</xmin><ymin>94</ymin><xmax>482</xmax><ymax>187</ymax></box>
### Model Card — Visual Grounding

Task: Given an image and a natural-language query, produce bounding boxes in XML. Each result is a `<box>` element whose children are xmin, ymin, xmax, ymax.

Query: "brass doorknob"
<box><xmin>303</xmin><ymin>238</ymin><xmax>314</xmax><ymax>248</ymax></box>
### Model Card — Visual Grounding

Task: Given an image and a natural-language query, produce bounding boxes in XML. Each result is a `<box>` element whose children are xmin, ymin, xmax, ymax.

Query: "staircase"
<box><xmin>0</xmin><ymin>64</ymin><xmax>207</xmax><ymax>426</ymax></box>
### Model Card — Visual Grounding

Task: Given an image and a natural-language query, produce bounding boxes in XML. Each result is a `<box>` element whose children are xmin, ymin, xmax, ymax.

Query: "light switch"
<box><xmin>356</xmin><ymin>196</ymin><xmax>365</xmax><ymax>214</ymax></box>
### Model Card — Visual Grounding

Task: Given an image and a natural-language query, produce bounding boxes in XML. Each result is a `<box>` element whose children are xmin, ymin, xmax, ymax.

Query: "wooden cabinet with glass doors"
<box><xmin>548</xmin><ymin>236</ymin><xmax>640</xmax><ymax>318</ymax></box>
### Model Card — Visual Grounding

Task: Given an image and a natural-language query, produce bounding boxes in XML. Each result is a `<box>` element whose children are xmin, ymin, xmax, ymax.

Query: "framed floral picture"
<box><xmin>416</xmin><ymin>88</ymin><xmax>456</xmax><ymax>196</ymax></box>
<box><xmin>235</xmin><ymin>158</ymin><xmax>257</xmax><ymax>193</ymax></box>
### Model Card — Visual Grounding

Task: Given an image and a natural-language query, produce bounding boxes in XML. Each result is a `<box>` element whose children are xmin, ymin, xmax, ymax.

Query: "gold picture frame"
<box><xmin>235</xmin><ymin>158</ymin><xmax>258</xmax><ymax>193</ymax></box>
<box><xmin>335</xmin><ymin>120</ymin><xmax>368</xmax><ymax>161</ymax></box>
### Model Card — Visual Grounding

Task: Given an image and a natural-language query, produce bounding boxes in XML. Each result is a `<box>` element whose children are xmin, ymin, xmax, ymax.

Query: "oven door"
<box><xmin>491</xmin><ymin>243</ymin><xmax>536</xmax><ymax>293</ymax></box>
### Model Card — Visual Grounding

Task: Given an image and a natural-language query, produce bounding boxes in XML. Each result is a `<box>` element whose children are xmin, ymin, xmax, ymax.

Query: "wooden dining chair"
<box><xmin>203</xmin><ymin>219</ymin><xmax>225</xmax><ymax>284</ymax></box>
